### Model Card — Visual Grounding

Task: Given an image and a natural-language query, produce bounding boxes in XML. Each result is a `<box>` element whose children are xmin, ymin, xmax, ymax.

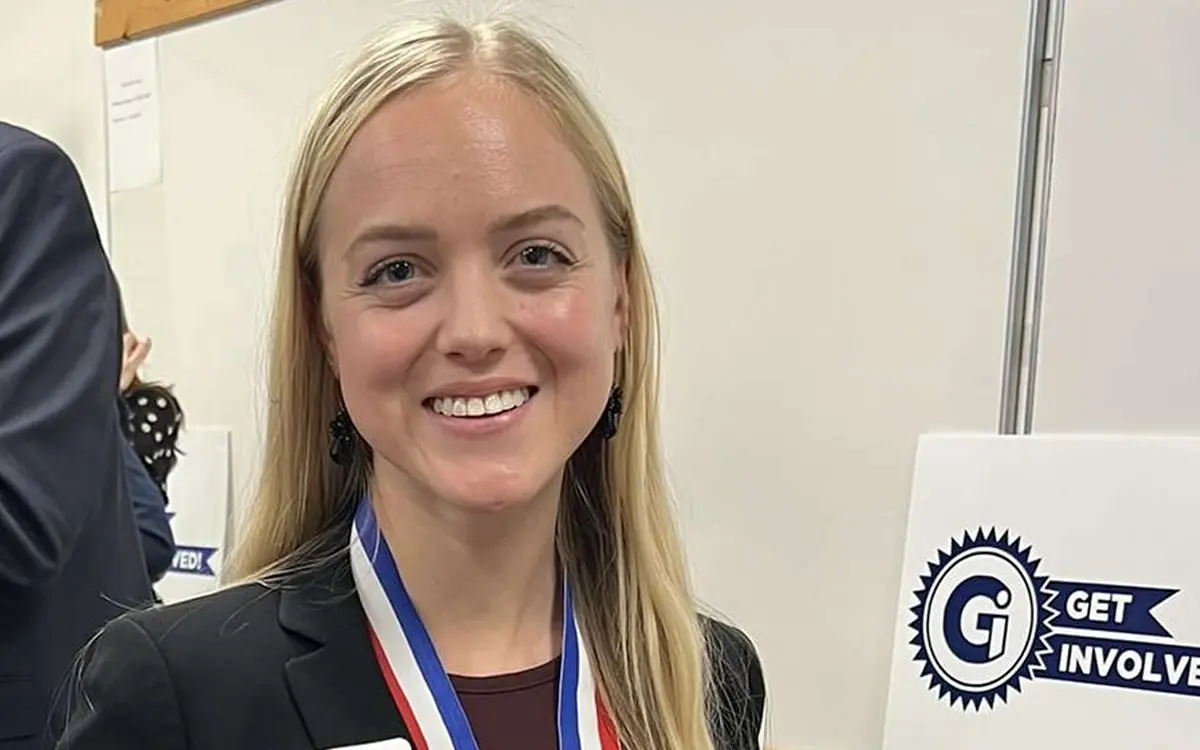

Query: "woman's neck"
<box><xmin>370</xmin><ymin>476</ymin><xmax>562</xmax><ymax>677</ymax></box>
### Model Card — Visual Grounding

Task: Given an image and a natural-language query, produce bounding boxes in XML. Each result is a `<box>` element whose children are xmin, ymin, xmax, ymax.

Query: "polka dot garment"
<box><xmin>123</xmin><ymin>385</ymin><xmax>184</xmax><ymax>500</ymax></box>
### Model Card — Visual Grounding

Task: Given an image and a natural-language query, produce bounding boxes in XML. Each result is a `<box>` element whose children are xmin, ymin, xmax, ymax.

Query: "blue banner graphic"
<box><xmin>170</xmin><ymin>545</ymin><xmax>218</xmax><ymax>577</ymax></box>
<box><xmin>907</xmin><ymin>528</ymin><xmax>1197</xmax><ymax>711</ymax></box>
<box><xmin>1040</xmin><ymin>633</ymin><xmax>1200</xmax><ymax>699</ymax></box>
<box><xmin>1046</xmin><ymin>579</ymin><xmax>1177</xmax><ymax>638</ymax></box>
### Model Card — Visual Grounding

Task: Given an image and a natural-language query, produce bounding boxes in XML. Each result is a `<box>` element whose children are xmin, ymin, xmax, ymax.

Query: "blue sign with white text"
<box><xmin>909</xmin><ymin>528</ymin><xmax>1197</xmax><ymax>710</ymax></box>
<box><xmin>170</xmin><ymin>544</ymin><xmax>218</xmax><ymax>577</ymax></box>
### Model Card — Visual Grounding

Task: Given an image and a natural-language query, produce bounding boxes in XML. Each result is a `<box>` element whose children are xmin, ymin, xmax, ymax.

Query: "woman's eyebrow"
<box><xmin>346</xmin><ymin>203</ymin><xmax>584</xmax><ymax>258</ymax></box>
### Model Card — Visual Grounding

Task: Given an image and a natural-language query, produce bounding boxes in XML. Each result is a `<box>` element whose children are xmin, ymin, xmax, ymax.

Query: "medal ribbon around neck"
<box><xmin>350</xmin><ymin>497</ymin><xmax>620</xmax><ymax>750</ymax></box>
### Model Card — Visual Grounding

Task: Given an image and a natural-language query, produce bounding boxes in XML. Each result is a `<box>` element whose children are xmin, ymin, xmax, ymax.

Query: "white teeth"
<box><xmin>431</xmin><ymin>387</ymin><xmax>531</xmax><ymax>418</ymax></box>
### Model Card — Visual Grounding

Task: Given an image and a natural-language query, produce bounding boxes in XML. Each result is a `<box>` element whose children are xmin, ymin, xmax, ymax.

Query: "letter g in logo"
<box><xmin>909</xmin><ymin>529</ymin><xmax>1054</xmax><ymax>709</ymax></box>
<box><xmin>944</xmin><ymin>575</ymin><xmax>1012</xmax><ymax>664</ymax></box>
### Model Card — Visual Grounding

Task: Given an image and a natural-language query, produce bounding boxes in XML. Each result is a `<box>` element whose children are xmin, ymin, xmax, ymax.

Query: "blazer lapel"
<box><xmin>279</xmin><ymin>557</ymin><xmax>410</xmax><ymax>750</ymax></box>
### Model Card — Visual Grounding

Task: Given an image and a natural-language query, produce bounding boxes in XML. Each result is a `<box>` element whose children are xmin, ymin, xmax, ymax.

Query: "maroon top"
<box><xmin>451</xmin><ymin>658</ymin><xmax>560</xmax><ymax>750</ymax></box>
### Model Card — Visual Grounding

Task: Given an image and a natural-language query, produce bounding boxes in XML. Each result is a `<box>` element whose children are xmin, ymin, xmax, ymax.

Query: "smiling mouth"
<box><xmin>424</xmin><ymin>387</ymin><xmax>537</xmax><ymax>419</ymax></box>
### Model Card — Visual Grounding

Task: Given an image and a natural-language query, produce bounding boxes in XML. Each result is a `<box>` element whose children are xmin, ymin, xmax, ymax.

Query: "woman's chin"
<box><xmin>372</xmin><ymin>451</ymin><xmax>566</xmax><ymax>519</ymax></box>
<box><xmin>432</xmin><ymin>473</ymin><xmax>555</xmax><ymax>516</ymax></box>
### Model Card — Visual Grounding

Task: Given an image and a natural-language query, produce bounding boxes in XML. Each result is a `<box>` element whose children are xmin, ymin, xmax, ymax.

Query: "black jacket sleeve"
<box><xmin>120</xmin><ymin>435</ymin><xmax>176</xmax><ymax>582</ymax></box>
<box><xmin>55</xmin><ymin>615</ymin><xmax>186</xmax><ymax>750</ymax></box>
<box><xmin>0</xmin><ymin>130</ymin><xmax>121</xmax><ymax>591</ymax></box>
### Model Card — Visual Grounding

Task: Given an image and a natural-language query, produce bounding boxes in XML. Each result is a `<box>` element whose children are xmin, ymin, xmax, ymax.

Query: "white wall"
<box><xmin>1033</xmin><ymin>0</ymin><xmax>1200</xmax><ymax>433</ymax></box>
<box><xmin>1</xmin><ymin>0</ymin><xmax>109</xmax><ymax>246</ymax></box>
<box><xmin>1</xmin><ymin>1</ymin><xmax>1036</xmax><ymax>747</ymax></box>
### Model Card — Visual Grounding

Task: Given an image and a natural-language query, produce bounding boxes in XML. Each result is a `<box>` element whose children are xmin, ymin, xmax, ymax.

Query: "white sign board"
<box><xmin>158</xmin><ymin>427</ymin><xmax>232</xmax><ymax>603</ymax></box>
<box><xmin>882</xmin><ymin>434</ymin><xmax>1200</xmax><ymax>749</ymax></box>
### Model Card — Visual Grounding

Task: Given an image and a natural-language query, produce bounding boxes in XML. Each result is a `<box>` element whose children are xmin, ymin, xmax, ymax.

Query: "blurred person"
<box><xmin>57</xmin><ymin>15</ymin><xmax>768</xmax><ymax>750</ymax></box>
<box><xmin>119</xmin><ymin>431</ymin><xmax>175</xmax><ymax>585</ymax></box>
<box><xmin>114</xmin><ymin>304</ymin><xmax>178</xmax><ymax>587</ymax></box>
<box><xmin>0</xmin><ymin>122</ymin><xmax>153</xmax><ymax>749</ymax></box>
<box><xmin>117</xmin><ymin>316</ymin><xmax>185</xmax><ymax>499</ymax></box>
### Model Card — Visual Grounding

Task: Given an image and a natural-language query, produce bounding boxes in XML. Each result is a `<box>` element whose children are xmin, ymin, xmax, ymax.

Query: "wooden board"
<box><xmin>95</xmin><ymin>0</ymin><xmax>276</xmax><ymax>47</ymax></box>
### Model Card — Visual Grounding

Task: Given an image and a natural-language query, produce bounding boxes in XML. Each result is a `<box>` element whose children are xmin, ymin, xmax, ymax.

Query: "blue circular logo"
<box><xmin>909</xmin><ymin>529</ymin><xmax>1056</xmax><ymax>709</ymax></box>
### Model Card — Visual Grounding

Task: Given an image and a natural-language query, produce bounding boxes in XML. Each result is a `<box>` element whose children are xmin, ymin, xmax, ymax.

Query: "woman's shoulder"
<box><xmin>701</xmin><ymin>615</ymin><xmax>767</xmax><ymax>750</ymax></box>
<box><xmin>114</xmin><ymin>580</ymin><xmax>283</xmax><ymax>659</ymax></box>
<box><xmin>61</xmin><ymin>573</ymin><xmax>346</xmax><ymax>748</ymax></box>
<box><xmin>110</xmin><ymin>557</ymin><xmax>356</xmax><ymax>660</ymax></box>
<box><xmin>702</xmin><ymin>616</ymin><xmax>761</xmax><ymax>670</ymax></box>
<box><xmin>77</xmin><ymin>579</ymin><xmax>309</xmax><ymax>720</ymax></box>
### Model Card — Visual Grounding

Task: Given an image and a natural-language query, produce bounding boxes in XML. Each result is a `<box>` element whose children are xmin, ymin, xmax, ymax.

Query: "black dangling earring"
<box><xmin>598</xmin><ymin>386</ymin><xmax>623</xmax><ymax>440</ymax></box>
<box><xmin>329</xmin><ymin>407</ymin><xmax>356</xmax><ymax>466</ymax></box>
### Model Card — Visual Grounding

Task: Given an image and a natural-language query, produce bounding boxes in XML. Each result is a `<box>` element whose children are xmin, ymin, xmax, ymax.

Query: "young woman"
<box><xmin>58</xmin><ymin>15</ymin><xmax>768</xmax><ymax>750</ymax></box>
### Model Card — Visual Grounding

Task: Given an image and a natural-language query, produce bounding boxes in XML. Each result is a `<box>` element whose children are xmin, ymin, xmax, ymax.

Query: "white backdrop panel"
<box><xmin>1034</xmin><ymin>0</ymin><xmax>1200</xmax><ymax>432</ymax></box>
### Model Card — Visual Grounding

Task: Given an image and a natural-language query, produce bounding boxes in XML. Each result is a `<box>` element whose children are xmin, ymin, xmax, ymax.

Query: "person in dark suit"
<box><xmin>57</xmin><ymin>15</ymin><xmax>769</xmax><ymax>750</ymax></box>
<box><xmin>0</xmin><ymin>123</ymin><xmax>154</xmax><ymax>749</ymax></box>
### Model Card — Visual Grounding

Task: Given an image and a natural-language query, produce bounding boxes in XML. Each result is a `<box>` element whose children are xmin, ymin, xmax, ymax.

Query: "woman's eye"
<box><xmin>517</xmin><ymin>243</ymin><xmax>570</xmax><ymax>268</ymax></box>
<box><xmin>364</xmin><ymin>259</ymin><xmax>419</xmax><ymax>286</ymax></box>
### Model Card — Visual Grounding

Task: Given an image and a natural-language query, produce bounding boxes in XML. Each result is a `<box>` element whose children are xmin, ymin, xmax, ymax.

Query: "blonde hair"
<box><xmin>228</xmin><ymin>15</ymin><xmax>713</xmax><ymax>750</ymax></box>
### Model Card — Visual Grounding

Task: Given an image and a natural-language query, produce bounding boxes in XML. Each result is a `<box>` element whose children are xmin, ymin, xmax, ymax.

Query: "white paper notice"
<box><xmin>103</xmin><ymin>39</ymin><xmax>162</xmax><ymax>192</ymax></box>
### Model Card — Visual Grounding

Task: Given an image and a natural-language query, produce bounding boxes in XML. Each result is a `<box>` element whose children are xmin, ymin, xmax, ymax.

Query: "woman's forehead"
<box><xmin>321</xmin><ymin>74</ymin><xmax>597</xmax><ymax>243</ymax></box>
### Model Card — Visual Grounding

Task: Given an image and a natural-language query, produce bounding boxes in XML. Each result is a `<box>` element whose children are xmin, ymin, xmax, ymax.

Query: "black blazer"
<box><xmin>56</xmin><ymin>554</ymin><xmax>767</xmax><ymax>749</ymax></box>
<box><xmin>0</xmin><ymin>123</ymin><xmax>154</xmax><ymax>749</ymax></box>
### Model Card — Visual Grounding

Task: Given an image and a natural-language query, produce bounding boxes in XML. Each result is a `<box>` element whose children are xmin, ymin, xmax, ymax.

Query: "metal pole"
<box><xmin>999</xmin><ymin>0</ymin><xmax>1056</xmax><ymax>434</ymax></box>
<box><xmin>1017</xmin><ymin>0</ymin><xmax>1065</xmax><ymax>433</ymax></box>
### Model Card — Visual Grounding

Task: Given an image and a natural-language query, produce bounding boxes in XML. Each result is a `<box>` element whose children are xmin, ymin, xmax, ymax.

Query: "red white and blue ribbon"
<box><xmin>350</xmin><ymin>498</ymin><xmax>620</xmax><ymax>750</ymax></box>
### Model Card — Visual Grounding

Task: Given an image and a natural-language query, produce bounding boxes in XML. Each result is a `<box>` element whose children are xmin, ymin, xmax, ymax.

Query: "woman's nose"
<box><xmin>435</xmin><ymin>263</ymin><xmax>513</xmax><ymax>365</ymax></box>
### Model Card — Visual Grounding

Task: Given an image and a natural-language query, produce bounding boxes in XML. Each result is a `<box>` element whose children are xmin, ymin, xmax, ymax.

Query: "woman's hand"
<box><xmin>120</xmin><ymin>332</ymin><xmax>152</xmax><ymax>392</ymax></box>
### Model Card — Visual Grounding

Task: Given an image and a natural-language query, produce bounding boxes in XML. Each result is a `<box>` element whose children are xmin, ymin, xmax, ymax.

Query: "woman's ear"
<box><xmin>305</xmin><ymin>257</ymin><xmax>339</xmax><ymax>376</ymax></box>
<box><xmin>313</xmin><ymin>288</ymin><xmax>339</xmax><ymax>375</ymax></box>
<box><xmin>316</xmin><ymin>325</ymin><xmax>340</xmax><ymax>384</ymax></box>
<box><xmin>613</xmin><ymin>256</ymin><xmax>630</xmax><ymax>344</ymax></box>
<box><xmin>322</xmin><ymin>331</ymin><xmax>338</xmax><ymax>377</ymax></box>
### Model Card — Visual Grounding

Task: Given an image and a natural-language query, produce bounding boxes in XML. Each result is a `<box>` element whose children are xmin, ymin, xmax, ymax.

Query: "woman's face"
<box><xmin>317</xmin><ymin>72</ymin><xmax>626</xmax><ymax>515</ymax></box>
